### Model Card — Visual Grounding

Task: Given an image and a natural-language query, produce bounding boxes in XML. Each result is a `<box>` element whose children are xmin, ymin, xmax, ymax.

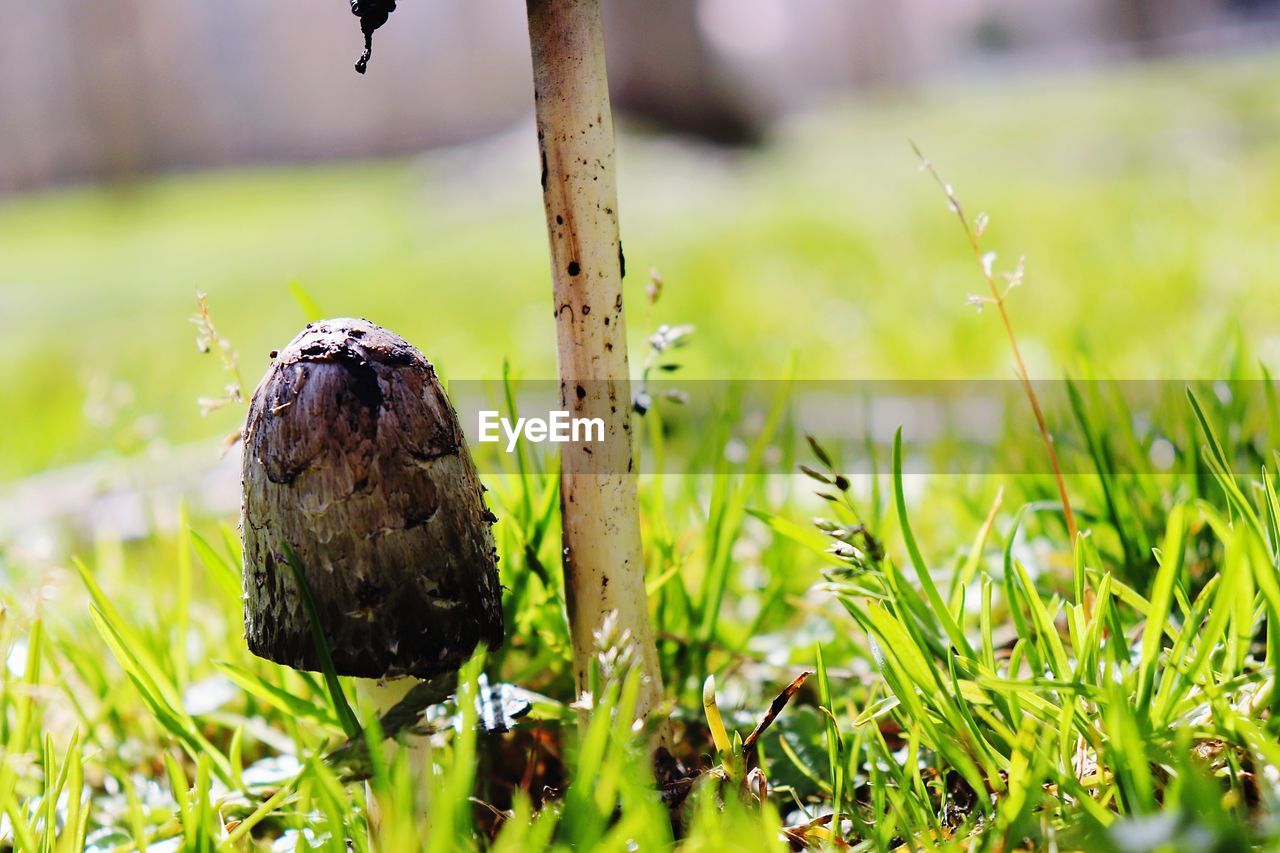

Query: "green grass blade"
<box><xmin>73</xmin><ymin>557</ymin><xmax>182</xmax><ymax>709</ymax></box>
<box><xmin>280</xmin><ymin>541</ymin><xmax>361</xmax><ymax>738</ymax></box>
<box><xmin>892</xmin><ymin>428</ymin><xmax>973</xmax><ymax>658</ymax></box>
<box><xmin>1136</xmin><ymin>504</ymin><xmax>1187</xmax><ymax>714</ymax></box>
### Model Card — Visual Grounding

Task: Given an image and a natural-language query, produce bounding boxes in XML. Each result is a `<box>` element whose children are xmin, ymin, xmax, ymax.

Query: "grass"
<box><xmin>3</xmin><ymin>51</ymin><xmax>1280</xmax><ymax>850</ymax></box>
<box><xmin>4</xmin><ymin>51</ymin><xmax>1280</xmax><ymax>479</ymax></box>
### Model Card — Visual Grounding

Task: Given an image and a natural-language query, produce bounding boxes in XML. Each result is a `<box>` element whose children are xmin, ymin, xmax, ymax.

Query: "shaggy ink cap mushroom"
<box><xmin>241</xmin><ymin>318</ymin><xmax>503</xmax><ymax>680</ymax></box>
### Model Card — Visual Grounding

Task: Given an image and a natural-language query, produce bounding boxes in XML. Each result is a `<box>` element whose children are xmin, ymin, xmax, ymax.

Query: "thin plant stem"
<box><xmin>912</xmin><ymin>143</ymin><xmax>1078</xmax><ymax>542</ymax></box>
<box><xmin>192</xmin><ymin>291</ymin><xmax>245</xmax><ymax>416</ymax></box>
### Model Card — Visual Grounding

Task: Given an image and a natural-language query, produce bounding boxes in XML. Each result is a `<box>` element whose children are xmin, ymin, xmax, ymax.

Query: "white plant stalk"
<box><xmin>526</xmin><ymin>0</ymin><xmax>665</xmax><ymax>727</ymax></box>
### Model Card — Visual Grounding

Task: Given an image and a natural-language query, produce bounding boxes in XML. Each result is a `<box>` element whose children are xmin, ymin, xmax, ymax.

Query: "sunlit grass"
<box><xmin>3</xmin><ymin>50</ymin><xmax>1280</xmax><ymax>850</ymax></box>
<box><xmin>3</xmin><ymin>52</ymin><xmax>1280</xmax><ymax>478</ymax></box>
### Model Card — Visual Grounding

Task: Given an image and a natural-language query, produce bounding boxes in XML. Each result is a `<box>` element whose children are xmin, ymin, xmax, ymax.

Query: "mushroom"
<box><xmin>240</xmin><ymin>317</ymin><xmax>502</xmax><ymax>690</ymax></box>
<box><xmin>337</xmin><ymin>0</ymin><xmax>665</xmax><ymax>733</ymax></box>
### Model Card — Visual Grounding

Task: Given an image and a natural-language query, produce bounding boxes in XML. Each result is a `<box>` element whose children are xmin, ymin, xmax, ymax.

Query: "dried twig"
<box><xmin>743</xmin><ymin>671</ymin><xmax>811</xmax><ymax>769</ymax></box>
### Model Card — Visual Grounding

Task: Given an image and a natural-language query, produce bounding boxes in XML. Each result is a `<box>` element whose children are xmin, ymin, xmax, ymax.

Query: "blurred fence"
<box><xmin>0</xmin><ymin>1</ymin><xmax>531</xmax><ymax>190</ymax></box>
<box><xmin>0</xmin><ymin>0</ymin><xmax>1269</xmax><ymax>193</ymax></box>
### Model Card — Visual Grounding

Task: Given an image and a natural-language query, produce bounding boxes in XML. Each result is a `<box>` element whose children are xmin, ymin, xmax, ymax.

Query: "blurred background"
<box><xmin>4</xmin><ymin>0</ymin><xmax>1279</xmax><ymax>186</ymax></box>
<box><xmin>3</xmin><ymin>0</ymin><xmax>1280</xmax><ymax>543</ymax></box>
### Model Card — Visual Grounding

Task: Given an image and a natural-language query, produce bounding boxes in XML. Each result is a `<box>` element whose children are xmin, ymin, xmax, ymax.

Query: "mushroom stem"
<box><xmin>357</xmin><ymin>678</ymin><xmax>431</xmax><ymax>847</ymax></box>
<box><xmin>526</xmin><ymin>0</ymin><xmax>665</xmax><ymax>728</ymax></box>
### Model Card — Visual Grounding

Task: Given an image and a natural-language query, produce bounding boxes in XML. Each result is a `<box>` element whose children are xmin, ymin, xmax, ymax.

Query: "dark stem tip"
<box><xmin>355</xmin><ymin>33</ymin><xmax>374</xmax><ymax>74</ymax></box>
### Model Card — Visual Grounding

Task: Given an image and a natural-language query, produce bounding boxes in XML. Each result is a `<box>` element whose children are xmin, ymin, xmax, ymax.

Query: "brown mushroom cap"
<box><xmin>241</xmin><ymin>318</ymin><xmax>502</xmax><ymax>680</ymax></box>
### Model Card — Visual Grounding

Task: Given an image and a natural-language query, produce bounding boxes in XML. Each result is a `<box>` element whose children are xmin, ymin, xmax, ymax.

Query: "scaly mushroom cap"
<box><xmin>241</xmin><ymin>318</ymin><xmax>502</xmax><ymax>679</ymax></box>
